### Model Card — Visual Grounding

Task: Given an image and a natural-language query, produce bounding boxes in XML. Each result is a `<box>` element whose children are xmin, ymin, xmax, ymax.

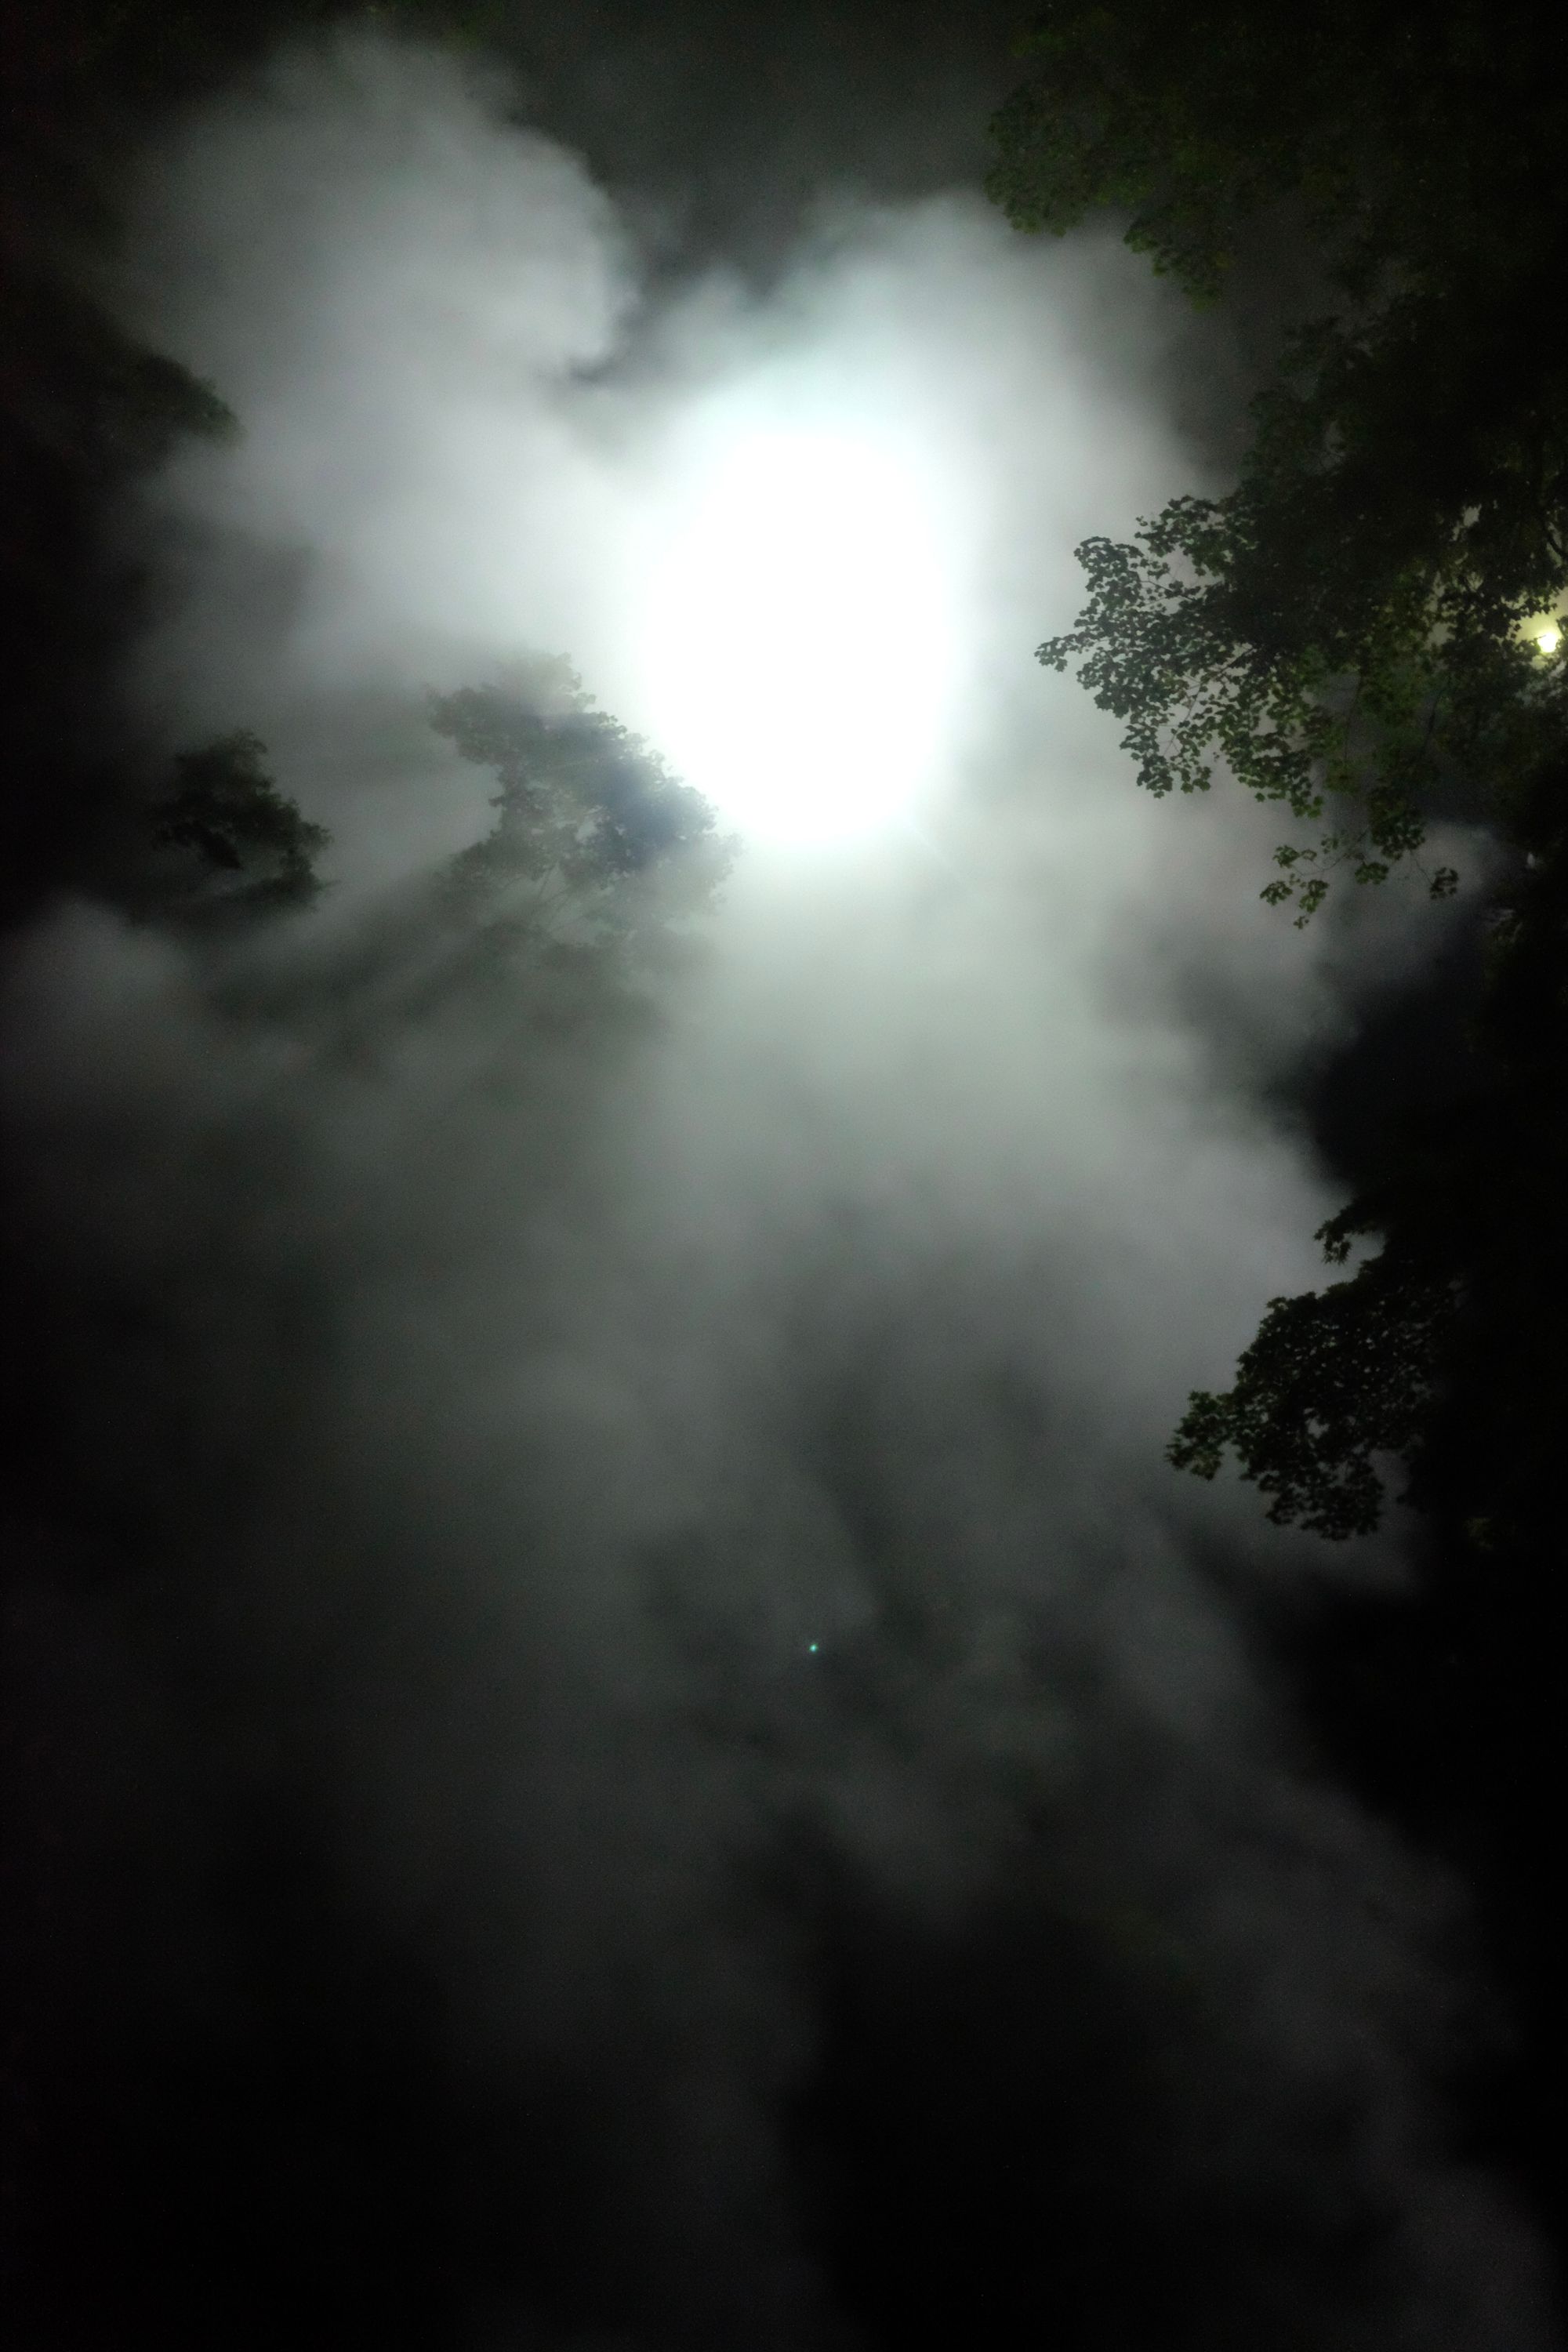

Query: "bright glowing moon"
<box><xmin>1537</xmin><ymin>626</ymin><xmax>1561</xmax><ymax>654</ymax></box>
<box><xmin>641</xmin><ymin>426</ymin><xmax>957</xmax><ymax>842</ymax></box>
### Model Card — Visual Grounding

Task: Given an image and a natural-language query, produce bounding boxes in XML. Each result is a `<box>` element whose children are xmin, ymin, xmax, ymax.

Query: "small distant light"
<box><xmin>1537</xmin><ymin>626</ymin><xmax>1561</xmax><ymax>654</ymax></box>
<box><xmin>808</xmin><ymin>1641</ymin><xmax>820</xmax><ymax>1654</ymax></box>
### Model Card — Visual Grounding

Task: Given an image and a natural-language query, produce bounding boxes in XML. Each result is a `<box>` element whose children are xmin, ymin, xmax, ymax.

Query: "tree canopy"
<box><xmin>989</xmin><ymin>0</ymin><xmax>1568</xmax><ymax>1542</ymax></box>
<box><xmin>430</xmin><ymin>659</ymin><xmax>724</xmax><ymax>939</ymax></box>
<box><xmin>991</xmin><ymin>23</ymin><xmax>1566</xmax><ymax>2227</ymax></box>
<box><xmin>993</xmin><ymin>0</ymin><xmax>1568</xmax><ymax>917</ymax></box>
<box><xmin>147</xmin><ymin>729</ymin><xmax>331</xmax><ymax>918</ymax></box>
<box><xmin>409</xmin><ymin>660</ymin><xmax>731</xmax><ymax>1014</ymax></box>
<box><xmin>989</xmin><ymin>2</ymin><xmax>1559</xmax><ymax>307</ymax></box>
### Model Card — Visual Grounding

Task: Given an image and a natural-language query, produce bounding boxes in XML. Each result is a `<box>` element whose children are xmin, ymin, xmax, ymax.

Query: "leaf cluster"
<box><xmin>1169</xmin><ymin>751</ymin><xmax>1568</xmax><ymax>1538</ymax></box>
<box><xmin>149</xmin><ymin>729</ymin><xmax>330</xmax><ymax>916</ymax></box>
<box><xmin>989</xmin><ymin>0</ymin><xmax>1558</xmax><ymax>310</ymax></box>
<box><xmin>428</xmin><ymin>659</ymin><xmax>728</xmax><ymax>956</ymax></box>
<box><xmin>1041</xmin><ymin>437</ymin><xmax>1568</xmax><ymax>918</ymax></box>
<box><xmin>5</xmin><ymin>273</ymin><xmax>238</xmax><ymax>479</ymax></box>
<box><xmin>989</xmin><ymin>0</ymin><xmax>1568</xmax><ymax>1554</ymax></box>
<box><xmin>1167</xmin><ymin>1214</ymin><xmax>1455</xmax><ymax>1539</ymax></box>
<box><xmin>995</xmin><ymin>0</ymin><xmax>1568</xmax><ymax>914</ymax></box>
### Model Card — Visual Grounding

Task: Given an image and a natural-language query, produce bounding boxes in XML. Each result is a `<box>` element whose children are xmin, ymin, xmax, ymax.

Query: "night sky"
<box><xmin>2</xmin><ymin>5</ymin><xmax>1561</xmax><ymax>2348</ymax></box>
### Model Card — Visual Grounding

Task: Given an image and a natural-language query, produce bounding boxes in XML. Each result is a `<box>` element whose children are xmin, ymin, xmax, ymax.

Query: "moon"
<box><xmin>639</xmin><ymin>423</ymin><xmax>958</xmax><ymax>844</ymax></box>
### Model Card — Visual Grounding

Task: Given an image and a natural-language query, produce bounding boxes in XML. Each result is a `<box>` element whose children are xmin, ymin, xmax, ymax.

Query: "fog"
<box><xmin>8</xmin><ymin>30</ymin><xmax>1553</xmax><ymax>2350</ymax></box>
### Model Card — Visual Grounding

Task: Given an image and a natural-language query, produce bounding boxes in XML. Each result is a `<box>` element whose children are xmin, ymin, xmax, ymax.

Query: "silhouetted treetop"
<box><xmin>989</xmin><ymin>0</ymin><xmax>1558</xmax><ymax>307</ymax></box>
<box><xmin>148</xmin><ymin>729</ymin><xmax>331</xmax><ymax>917</ymax></box>
<box><xmin>429</xmin><ymin>658</ymin><xmax>726</xmax><ymax>942</ymax></box>
<box><xmin>989</xmin><ymin>2</ymin><xmax>1568</xmax><ymax>1580</ymax></box>
<box><xmin>993</xmin><ymin>0</ymin><xmax>1568</xmax><ymax>917</ymax></box>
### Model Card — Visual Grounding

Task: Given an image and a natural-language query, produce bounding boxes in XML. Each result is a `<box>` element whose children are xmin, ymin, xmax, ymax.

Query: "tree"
<box><xmin>1167</xmin><ymin>1215</ymin><xmax>1454</xmax><ymax>1543</ymax></box>
<box><xmin>988</xmin><ymin>13</ymin><xmax>1568</xmax><ymax>2239</ymax></box>
<box><xmin>428</xmin><ymin>657</ymin><xmax>724</xmax><ymax>948</ymax></box>
<box><xmin>265</xmin><ymin>660</ymin><xmax>728</xmax><ymax>1051</ymax></box>
<box><xmin>414</xmin><ymin>659</ymin><xmax>729</xmax><ymax>1012</ymax></box>
<box><xmin>147</xmin><ymin>728</ymin><xmax>331</xmax><ymax>917</ymax></box>
<box><xmin>2</xmin><ymin>266</ymin><xmax>245</xmax><ymax>921</ymax></box>
<box><xmin>988</xmin><ymin>0</ymin><xmax>1568</xmax><ymax>1536</ymax></box>
<box><xmin>991</xmin><ymin>0</ymin><xmax>1568</xmax><ymax>917</ymax></box>
<box><xmin>1167</xmin><ymin>749</ymin><xmax>1568</xmax><ymax>1549</ymax></box>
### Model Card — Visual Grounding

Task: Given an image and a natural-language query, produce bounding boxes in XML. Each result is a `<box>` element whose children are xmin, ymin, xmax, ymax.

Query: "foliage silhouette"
<box><xmin>990</xmin><ymin>0</ymin><xmax>1568</xmax><ymax>1531</ymax></box>
<box><xmin>996</xmin><ymin>25</ymin><xmax>1567</xmax><ymax>2246</ymax></box>
<box><xmin>993</xmin><ymin>0</ymin><xmax>1568</xmax><ymax>917</ymax></box>
<box><xmin>149</xmin><ymin>730</ymin><xmax>331</xmax><ymax>918</ymax></box>
<box><xmin>1169</xmin><ymin>753</ymin><xmax>1568</xmax><ymax>1544</ymax></box>
<box><xmin>430</xmin><ymin>659</ymin><xmax>723</xmax><ymax>925</ymax></box>
<box><xmin>416</xmin><ymin>659</ymin><xmax>731</xmax><ymax>996</ymax></box>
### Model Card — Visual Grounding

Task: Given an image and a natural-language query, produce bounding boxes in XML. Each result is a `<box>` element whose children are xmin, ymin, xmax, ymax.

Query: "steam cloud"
<box><xmin>6</xmin><ymin>32</ymin><xmax>1555</xmax><ymax>2351</ymax></box>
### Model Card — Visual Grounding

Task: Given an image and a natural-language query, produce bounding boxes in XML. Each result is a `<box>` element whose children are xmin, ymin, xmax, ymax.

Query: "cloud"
<box><xmin>9</xmin><ymin>29</ymin><xmax>1555</xmax><ymax>2350</ymax></box>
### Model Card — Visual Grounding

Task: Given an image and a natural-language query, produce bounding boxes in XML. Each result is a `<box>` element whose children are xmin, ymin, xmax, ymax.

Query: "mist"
<box><xmin>6</xmin><ymin>29</ymin><xmax>1554</xmax><ymax>2351</ymax></box>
